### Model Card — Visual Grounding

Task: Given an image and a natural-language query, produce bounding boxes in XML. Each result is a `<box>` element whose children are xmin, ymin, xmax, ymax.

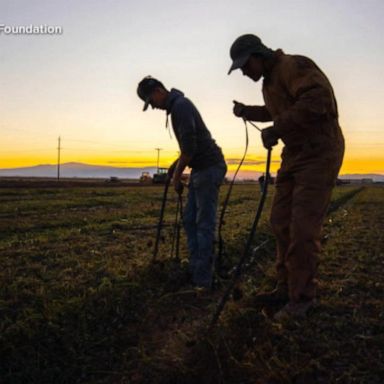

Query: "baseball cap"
<box><xmin>228</xmin><ymin>34</ymin><xmax>272</xmax><ymax>74</ymax></box>
<box><xmin>137</xmin><ymin>76</ymin><xmax>164</xmax><ymax>111</ymax></box>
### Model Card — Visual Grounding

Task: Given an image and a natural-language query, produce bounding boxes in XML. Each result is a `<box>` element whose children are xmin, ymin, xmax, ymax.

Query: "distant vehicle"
<box><xmin>336</xmin><ymin>178</ymin><xmax>350</xmax><ymax>185</ymax></box>
<box><xmin>258</xmin><ymin>173</ymin><xmax>274</xmax><ymax>189</ymax></box>
<box><xmin>139</xmin><ymin>172</ymin><xmax>152</xmax><ymax>184</ymax></box>
<box><xmin>141</xmin><ymin>168</ymin><xmax>189</xmax><ymax>185</ymax></box>
<box><xmin>105</xmin><ymin>176</ymin><xmax>120</xmax><ymax>183</ymax></box>
<box><xmin>153</xmin><ymin>168</ymin><xmax>168</xmax><ymax>184</ymax></box>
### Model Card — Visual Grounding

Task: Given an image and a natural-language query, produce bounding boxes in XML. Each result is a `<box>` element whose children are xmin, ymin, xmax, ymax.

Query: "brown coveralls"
<box><xmin>245</xmin><ymin>50</ymin><xmax>344</xmax><ymax>302</ymax></box>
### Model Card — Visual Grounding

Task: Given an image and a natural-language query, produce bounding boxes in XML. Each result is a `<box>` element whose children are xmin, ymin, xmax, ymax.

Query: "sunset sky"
<box><xmin>1</xmin><ymin>0</ymin><xmax>383</xmax><ymax>176</ymax></box>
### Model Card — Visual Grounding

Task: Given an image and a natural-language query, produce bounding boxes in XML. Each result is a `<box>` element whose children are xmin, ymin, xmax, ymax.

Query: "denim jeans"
<box><xmin>183</xmin><ymin>162</ymin><xmax>227</xmax><ymax>288</ymax></box>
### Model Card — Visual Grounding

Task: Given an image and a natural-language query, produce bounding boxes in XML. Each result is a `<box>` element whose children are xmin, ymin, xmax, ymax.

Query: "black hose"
<box><xmin>216</xmin><ymin>119</ymin><xmax>249</xmax><ymax>272</ymax></box>
<box><xmin>209</xmin><ymin>147</ymin><xmax>272</xmax><ymax>329</ymax></box>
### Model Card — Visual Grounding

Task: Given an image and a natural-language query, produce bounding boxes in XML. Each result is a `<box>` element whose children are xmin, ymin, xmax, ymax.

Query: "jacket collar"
<box><xmin>165</xmin><ymin>88</ymin><xmax>184</xmax><ymax>114</ymax></box>
<box><xmin>264</xmin><ymin>49</ymin><xmax>284</xmax><ymax>82</ymax></box>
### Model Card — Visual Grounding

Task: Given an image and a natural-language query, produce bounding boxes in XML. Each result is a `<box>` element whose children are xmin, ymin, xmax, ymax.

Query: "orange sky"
<box><xmin>2</xmin><ymin>144</ymin><xmax>384</xmax><ymax>176</ymax></box>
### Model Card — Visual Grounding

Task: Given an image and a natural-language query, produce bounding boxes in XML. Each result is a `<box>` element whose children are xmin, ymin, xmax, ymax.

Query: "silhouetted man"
<box><xmin>228</xmin><ymin>34</ymin><xmax>344</xmax><ymax>319</ymax></box>
<box><xmin>137</xmin><ymin>77</ymin><xmax>227</xmax><ymax>290</ymax></box>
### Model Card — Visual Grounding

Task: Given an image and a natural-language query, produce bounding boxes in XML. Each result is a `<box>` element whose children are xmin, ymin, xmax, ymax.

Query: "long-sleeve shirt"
<box><xmin>165</xmin><ymin>88</ymin><xmax>225</xmax><ymax>170</ymax></box>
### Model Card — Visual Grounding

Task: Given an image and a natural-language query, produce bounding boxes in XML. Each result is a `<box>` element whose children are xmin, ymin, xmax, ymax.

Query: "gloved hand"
<box><xmin>233</xmin><ymin>100</ymin><xmax>246</xmax><ymax>118</ymax></box>
<box><xmin>261</xmin><ymin>126</ymin><xmax>279</xmax><ymax>149</ymax></box>
<box><xmin>173</xmin><ymin>177</ymin><xmax>184</xmax><ymax>195</ymax></box>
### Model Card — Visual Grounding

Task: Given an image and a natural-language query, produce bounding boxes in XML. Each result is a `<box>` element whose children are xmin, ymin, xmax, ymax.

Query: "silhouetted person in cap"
<box><xmin>228</xmin><ymin>34</ymin><xmax>344</xmax><ymax>319</ymax></box>
<box><xmin>137</xmin><ymin>77</ymin><xmax>227</xmax><ymax>290</ymax></box>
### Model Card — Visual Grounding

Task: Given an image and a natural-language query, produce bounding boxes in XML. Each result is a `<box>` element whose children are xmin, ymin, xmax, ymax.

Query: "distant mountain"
<box><xmin>0</xmin><ymin>162</ymin><xmax>383</xmax><ymax>181</ymax></box>
<box><xmin>0</xmin><ymin>162</ymin><xmax>157</xmax><ymax>179</ymax></box>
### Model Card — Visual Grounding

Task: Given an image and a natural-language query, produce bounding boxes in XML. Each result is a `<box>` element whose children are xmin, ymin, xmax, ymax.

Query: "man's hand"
<box><xmin>173</xmin><ymin>177</ymin><xmax>184</xmax><ymax>195</ymax></box>
<box><xmin>261</xmin><ymin>126</ymin><xmax>279</xmax><ymax>149</ymax></box>
<box><xmin>172</xmin><ymin>153</ymin><xmax>190</xmax><ymax>194</ymax></box>
<box><xmin>233</xmin><ymin>100</ymin><xmax>246</xmax><ymax>118</ymax></box>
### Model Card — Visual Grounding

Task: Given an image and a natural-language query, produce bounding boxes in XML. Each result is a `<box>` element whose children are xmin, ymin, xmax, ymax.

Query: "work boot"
<box><xmin>273</xmin><ymin>299</ymin><xmax>316</xmax><ymax>321</ymax></box>
<box><xmin>253</xmin><ymin>282</ymin><xmax>289</xmax><ymax>305</ymax></box>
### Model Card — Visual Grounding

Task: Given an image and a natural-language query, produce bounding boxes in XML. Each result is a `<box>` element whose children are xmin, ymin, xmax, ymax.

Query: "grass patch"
<box><xmin>0</xmin><ymin>184</ymin><xmax>382</xmax><ymax>383</ymax></box>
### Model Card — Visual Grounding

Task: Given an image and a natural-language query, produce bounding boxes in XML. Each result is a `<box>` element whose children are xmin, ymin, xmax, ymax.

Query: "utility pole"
<box><xmin>57</xmin><ymin>136</ymin><xmax>61</xmax><ymax>181</ymax></box>
<box><xmin>155</xmin><ymin>148</ymin><xmax>162</xmax><ymax>173</ymax></box>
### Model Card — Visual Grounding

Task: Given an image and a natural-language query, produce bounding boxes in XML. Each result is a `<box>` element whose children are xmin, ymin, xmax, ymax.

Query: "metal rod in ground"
<box><xmin>152</xmin><ymin>178</ymin><xmax>170</xmax><ymax>262</ymax></box>
<box><xmin>175</xmin><ymin>194</ymin><xmax>183</xmax><ymax>260</ymax></box>
<box><xmin>209</xmin><ymin>240</ymin><xmax>269</xmax><ymax>329</ymax></box>
<box><xmin>170</xmin><ymin>196</ymin><xmax>180</xmax><ymax>259</ymax></box>
<box><xmin>175</xmin><ymin>222</ymin><xmax>181</xmax><ymax>260</ymax></box>
<box><xmin>209</xmin><ymin>148</ymin><xmax>272</xmax><ymax>329</ymax></box>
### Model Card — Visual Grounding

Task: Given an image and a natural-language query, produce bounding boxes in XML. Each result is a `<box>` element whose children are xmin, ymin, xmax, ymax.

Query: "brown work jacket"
<box><xmin>245</xmin><ymin>50</ymin><xmax>344</xmax><ymax>152</ymax></box>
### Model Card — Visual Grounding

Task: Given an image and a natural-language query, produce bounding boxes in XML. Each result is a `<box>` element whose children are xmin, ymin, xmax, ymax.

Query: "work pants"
<box><xmin>270</xmin><ymin>139</ymin><xmax>344</xmax><ymax>302</ymax></box>
<box><xmin>183</xmin><ymin>162</ymin><xmax>227</xmax><ymax>288</ymax></box>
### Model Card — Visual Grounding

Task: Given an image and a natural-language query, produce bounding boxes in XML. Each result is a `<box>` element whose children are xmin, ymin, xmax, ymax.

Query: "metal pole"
<box><xmin>209</xmin><ymin>147</ymin><xmax>272</xmax><ymax>330</ymax></box>
<box><xmin>57</xmin><ymin>136</ymin><xmax>61</xmax><ymax>181</ymax></box>
<box><xmin>155</xmin><ymin>148</ymin><xmax>162</xmax><ymax>173</ymax></box>
<box><xmin>153</xmin><ymin>177</ymin><xmax>171</xmax><ymax>262</ymax></box>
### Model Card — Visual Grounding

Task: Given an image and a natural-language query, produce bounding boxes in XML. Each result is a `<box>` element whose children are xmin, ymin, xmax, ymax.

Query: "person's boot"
<box><xmin>273</xmin><ymin>299</ymin><xmax>316</xmax><ymax>321</ymax></box>
<box><xmin>253</xmin><ymin>282</ymin><xmax>289</xmax><ymax>305</ymax></box>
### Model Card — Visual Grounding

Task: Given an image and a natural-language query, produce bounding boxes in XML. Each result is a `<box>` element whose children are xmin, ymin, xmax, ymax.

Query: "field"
<box><xmin>0</xmin><ymin>182</ymin><xmax>383</xmax><ymax>383</ymax></box>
